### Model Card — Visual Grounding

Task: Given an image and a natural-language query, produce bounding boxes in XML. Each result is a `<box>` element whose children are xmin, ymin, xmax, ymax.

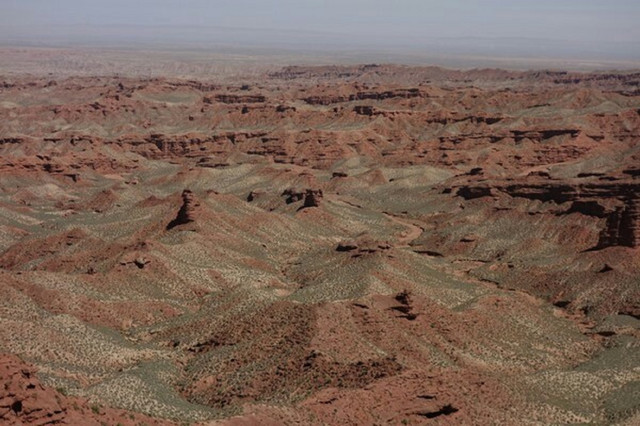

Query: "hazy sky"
<box><xmin>2</xmin><ymin>0</ymin><xmax>639</xmax><ymax>59</ymax></box>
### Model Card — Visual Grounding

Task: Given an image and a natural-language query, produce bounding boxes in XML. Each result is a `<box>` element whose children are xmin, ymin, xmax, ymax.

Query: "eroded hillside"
<box><xmin>0</xmin><ymin>65</ymin><xmax>639</xmax><ymax>425</ymax></box>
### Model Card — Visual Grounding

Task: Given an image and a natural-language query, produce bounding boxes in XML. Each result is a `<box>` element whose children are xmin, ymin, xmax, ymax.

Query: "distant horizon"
<box><xmin>2</xmin><ymin>29</ymin><xmax>639</xmax><ymax>74</ymax></box>
<box><xmin>1</xmin><ymin>45</ymin><xmax>639</xmax><ymax>79</ymax></box>
<box><xmin>2</xmin><ymin>0</ymin><xmax>639</xmax><ymax>67</ymax></box>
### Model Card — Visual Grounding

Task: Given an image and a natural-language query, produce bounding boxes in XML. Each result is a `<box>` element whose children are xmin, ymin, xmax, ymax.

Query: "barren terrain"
<box><xmin>1</xmin><ymin>63</ymin><xmax>639</xmax><ymax>425</ymax></box>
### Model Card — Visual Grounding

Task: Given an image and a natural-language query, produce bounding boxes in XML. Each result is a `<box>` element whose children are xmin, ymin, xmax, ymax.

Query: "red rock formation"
<box><xmin>302</xmin><ymin>189</ymin><xmax>323</xmax><ymax>209</ymax></box>
<box><xmin>597</xmin><ymin>197</ymin><xmax>640</xmax><ymax>249</ymax></box>
<box><xmin>336</xmin><ymin>236</ymin><xmax>392</xmax><ymax>257</ymax></box>
<box><xmin>353</xmin><ymin>105</ymin><xmax>376</xmax><ymax>116</ymax></box>
<box><xmin>452</xmin><ymin>180</ymin><xmax>640</xmax><ymax>248</ymax></box>
<box><xmin>1</xmin><ymin>66</ymin><xmax>638</xmax><ymax>426</ymax></box>
<box><xmin>167</xmin><ymin>189</ymin><xmax>201</xmax><ymax>230</ymax></box>
<box><xmin>211</xmin><ymin>94</ymin><xmax>266</xmax><ymax>104</ymax></box>
<box><xmin>0</xmin><ymin>355</ymin><xmax>175</xmax><ymax>425</ymax></box>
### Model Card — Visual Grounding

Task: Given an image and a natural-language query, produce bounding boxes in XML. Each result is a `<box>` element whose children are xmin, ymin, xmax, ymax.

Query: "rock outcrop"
<box><xmin>596</xmin><ymin>197</ymin><xmax>640</xmax><ymax>249</ymax></box>
<box><xmin>0</xmin><ymin>355</ymin><xmax>174</xmax><ymax>425</ymax></box>
<box><xmin>336</xmin><ymin>236</ymin><xmax>392</xmax><ymax>257</ymax></box>
<box><xmin>167</xmin><ymin>189</ymin><xmax>201</xmax><ymax>230</ymax></box>
<box><xmin>282</xmin><ymin>188</ymin><xmax>306</xmax><ymax>204</ymax></box>
<box><xmin>302</xmin><ymin>189</ymin><xmax>323</xmax><ymax>209</ymax></box>
<box><xmin>452</xmin><ymin>180</ymin><xmax>640</xmax><ymax>248</ymax></box>
<box><xmin>211</xmin><ymin>94</ymin><xmax>266</xmax><ymax>104</ymax></box>
<box><xmin>281</xmin><ymin>188</ymin><xmax>324</xmax><ymax>208</ymax></box>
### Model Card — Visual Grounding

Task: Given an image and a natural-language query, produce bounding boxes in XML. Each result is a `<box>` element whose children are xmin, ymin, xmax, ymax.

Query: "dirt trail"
<box><xmin>383</xmin><ymin>212</ymin><xmax>424</xmax><ymax>248</ymax></box>
<box><xmin>329</xmin><ymin>195</ymin><xmax>423</xmax><ymax>247</ymax></box>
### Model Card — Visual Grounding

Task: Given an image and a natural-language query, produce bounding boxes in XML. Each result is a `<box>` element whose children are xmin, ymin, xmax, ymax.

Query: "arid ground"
<box><xmin>0</xmin><ymin>58</ymin><xmax>639</xmax><ymax>425</ymax></box>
